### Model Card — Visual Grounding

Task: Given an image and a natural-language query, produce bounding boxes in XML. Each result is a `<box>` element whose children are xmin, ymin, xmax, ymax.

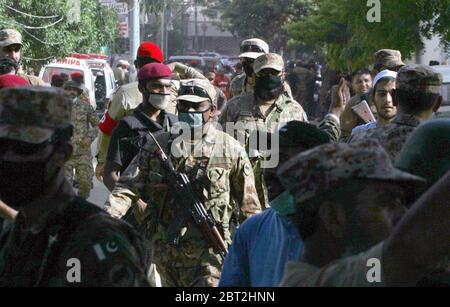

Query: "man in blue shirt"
<box><xmin>219</xmin><ymin>121</ymin><xmax>331</xmax><ymax>287</ymax></box>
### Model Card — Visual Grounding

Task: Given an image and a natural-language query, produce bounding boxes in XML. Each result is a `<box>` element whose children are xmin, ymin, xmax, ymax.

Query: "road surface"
<box><xmin>86</xmin><ymin>138</ymin><xmax>110</xmax><ymax>207</ymax></box>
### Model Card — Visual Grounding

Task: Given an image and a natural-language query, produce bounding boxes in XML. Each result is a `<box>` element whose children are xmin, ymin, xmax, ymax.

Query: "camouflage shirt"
<box><xmin>230</xmin><ymin>74</ymin><xmax>253</xmax><ymax>98</ymax></box>
<box><xmin>318</xmin><ymin>113</ymin><xmax>342</xmax><ymax>143</ymax></box>
<box><xmin>106</xmin><ymin>124</ymin><xmax>261</xmax><ymax>268</ymax></box>
<box><xmin>0</xmin><ymin>197</ymin><xmax>149</xmax><ymax>287</ymax></box>
<box><xmin>71</xmin><ymin>97</ymin><xmax>99</xmax><ymax>155</ymax></box>
<box><xmin>348</xmin><ymin>114</ymin><xmax>422</xmax><ymax>162</ymax></box>
<box><xmin>219</xmin><ymin>92</ymin><xmax>307</xmax><ymax>207</ymax></box>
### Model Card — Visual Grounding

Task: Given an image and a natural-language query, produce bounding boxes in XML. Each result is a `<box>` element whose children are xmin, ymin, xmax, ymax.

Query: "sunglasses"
<box><xmin>178</xmin><ymin>86</ymin><xmax>211</xmax><ymax>101</ymax></box>
<box><xmin>240</xmin><ymin>45</ymin><xmax>265</xmax><ymax>54</ymax></box>
<box><xmin>0</xmin><ymin>139</ymin><xmax>51</xmax><ymax>156</ymax></box>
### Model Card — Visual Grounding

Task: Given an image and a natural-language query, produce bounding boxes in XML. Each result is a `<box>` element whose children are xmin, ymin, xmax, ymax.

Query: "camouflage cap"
<box><xmin>177</xmin><ymin>79</ymin><xmax>217</xmax><ymax>105</ymax></box>
<box><xmin>373</xmin><ymin>49</ymin><xmax>404</xmax><ymax>70</ymax></box>
<box><xmin>277</xmin><ymin>139</ymin><xmax>424</xmax><ymax>204</ymax></box>
<box><xmin>396</xmin><ymin>64</ymin><xmax>443</xmax><ymax>94</ymax></box>
<box><xmin>0</xmin><ymin>87</ymin><xmax>72</xmax><ymax>144</ymax></box>
<box><xmin>254</xmin><ymin>53</ymin><xmax>284</xmax><ymax>75</ymax></box>
<box><xmin>239</xmin><ymin>38</ymin><xmax>269</xmax><ymax>60</ymax></box>
<box><xmin>0</xmin><ymin>29</ymin><xmax>22</xmax><ymax>48</ymax></box>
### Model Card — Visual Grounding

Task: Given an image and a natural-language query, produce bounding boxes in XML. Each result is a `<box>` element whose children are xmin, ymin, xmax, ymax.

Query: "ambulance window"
<box><xmin>42</xmin><ymin>67</ymin><xmax>84</xmax><ymax>84</ymax></box>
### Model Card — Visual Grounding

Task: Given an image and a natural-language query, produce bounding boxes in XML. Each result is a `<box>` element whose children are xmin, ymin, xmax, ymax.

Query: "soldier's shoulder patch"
<box><xmin>243</xmin><ymin>162</ymin><xmax>252</xmax><ymax>176</ymax></box>
<box><xmin>90</xmin><ymin>234</ymin><xmax>131</xmax><ymax>262</ymax></box>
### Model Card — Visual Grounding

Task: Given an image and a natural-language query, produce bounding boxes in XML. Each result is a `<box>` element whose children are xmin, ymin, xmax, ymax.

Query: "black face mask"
<box><xmin>254</xmin><ymin>75</ymin><xmax>285</xmax><ymax>101</ymax></box>
<box><xmin>0</xmin><ymin>150</ymin><xmax>57</xmax><ymax>209</ymax></box>
<box><xmin>242</xmin><ymin>61</ymin><xmax>254</xmax><ymax>77</ymax></box>
<box><xmin>0</xmin><ymin>58</ymin><xmax>19</xmax><ymax>75</ymax></box>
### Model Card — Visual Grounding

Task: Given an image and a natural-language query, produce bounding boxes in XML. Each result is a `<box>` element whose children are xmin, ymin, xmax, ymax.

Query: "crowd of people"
<box><xmin>0</xmin><ymin>27</ymin><xmax>449</xmax><ymax>287</ymax></box>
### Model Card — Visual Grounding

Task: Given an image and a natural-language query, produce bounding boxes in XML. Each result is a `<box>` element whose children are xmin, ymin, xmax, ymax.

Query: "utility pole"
<box><xmin>194</xmin><ymin>0</ymin><xmax>198</xmax><ymax>52</ymax></box>
<box><xmin>165</xmin><ymin>5</ymin><xmax>169</xmax><ymax>58</ymax></box>
<box><xmin>129</xmin><ymin>0</ymin><xmax>140</xmax><ymax>81</ymax></box>
<box><xmin>161</xmin><ymin>0</ymin><xmax>166</xmax><ymax>55</ymax></box>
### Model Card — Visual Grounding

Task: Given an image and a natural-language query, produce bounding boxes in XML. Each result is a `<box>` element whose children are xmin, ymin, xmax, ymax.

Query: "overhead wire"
<box><xmin>21</xmin><ymin>28</ymin><xmax>63</xmax><ymax>46</ymax></box>
<box><xmin>5</xmin><ymin>5</ymin><xmax>60</xmax><ymax>19</ymax></box>
<box><xmin>9</xmin><ymin>18</ymin><xmax>64</xmax><ymax>30</ymax></box>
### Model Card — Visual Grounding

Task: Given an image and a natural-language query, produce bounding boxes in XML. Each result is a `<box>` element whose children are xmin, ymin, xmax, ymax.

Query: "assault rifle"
<box><xmin>123</xmin><ymin>133</ymin><xmax>229</xmax><ymax>260</ymax></box>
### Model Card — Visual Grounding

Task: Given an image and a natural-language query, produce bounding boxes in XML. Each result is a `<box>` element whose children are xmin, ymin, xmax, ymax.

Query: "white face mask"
<box><xmin>148</xmin><ymin>93</ymin><xmax>171</xmax><ymax>110</ymax></box>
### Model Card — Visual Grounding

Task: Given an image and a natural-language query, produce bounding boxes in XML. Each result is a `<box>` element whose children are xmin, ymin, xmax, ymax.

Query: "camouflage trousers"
<box><xmin>156</xmin><ymin>263</ymin><xmax>221</xmax><ymax>287</ymax></box>
<box><xmin>65</xmin><ymin>153</ymin><xmax>94</xmax><ymax>199</ymax></box>
<box><xmin>152</xmin><ymin>241</ymin><xmax>222</xmax><ymax>287</ymax></box>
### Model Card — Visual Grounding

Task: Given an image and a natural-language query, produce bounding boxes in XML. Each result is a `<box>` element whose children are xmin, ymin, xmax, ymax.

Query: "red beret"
<box><xmin>137</xmin><ymin>42</ymin><xmax>164</xmax><ymax>63</ymax></box>
<box><xmin>0</xmin><ymin>74</ymin><xmax>29</xmax><ymax>89</ymax></box>
<box><xmin>71</xmin><ymin>72</ymin><xmax>84</xmax><ymax>79</ymax></box>
<box><xmin>138</xmin><ymin>63</ymin><xmax>172</xmax><ymax>81</ymax></box>
<box><xmin>51</xmin><ymin>74</ymin><xmax>64</xmax><ymax>82</ymax></box>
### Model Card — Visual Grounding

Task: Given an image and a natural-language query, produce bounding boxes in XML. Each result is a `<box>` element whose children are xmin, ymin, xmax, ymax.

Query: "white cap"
<box><xmin>373</xmin><ymin>70</ymin><xmax>397</xmax><ymax>87</ymax></box>
<box><xmin>239</xmin><ymin>38</ymin><xmax>269</xmax><ymax>60</ymax></box>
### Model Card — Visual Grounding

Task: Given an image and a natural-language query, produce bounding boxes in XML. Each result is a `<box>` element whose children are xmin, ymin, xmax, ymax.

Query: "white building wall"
<box><xmin>408</xmin><ymin>34</ymin><xmax>450</xmax><ymax>65</ymax></box>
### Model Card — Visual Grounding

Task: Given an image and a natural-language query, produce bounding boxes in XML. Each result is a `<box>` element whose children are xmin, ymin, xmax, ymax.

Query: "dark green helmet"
<box><xmin>396</xmin><ymin>119</ymin><xmax>450</xmax><ymax>192</ymax></box>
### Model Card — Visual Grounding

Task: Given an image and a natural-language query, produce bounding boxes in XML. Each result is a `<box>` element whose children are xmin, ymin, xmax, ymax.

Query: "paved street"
<box><xmin>86</xmin><ymin>138</ymin><xmax>109</xmax><ymax>208</ymax></box>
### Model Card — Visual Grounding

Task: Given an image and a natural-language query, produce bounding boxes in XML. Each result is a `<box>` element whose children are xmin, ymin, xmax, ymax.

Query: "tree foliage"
<box><xmin>218</xmin><ymin>0</ymin><xmax>310</xmax><ymax>51</ymax></box>
<box><xmin>0</xmin><ymin>0</ymin><xmax>119</xmax><ymax>66</ymax></box>
<box><xmin>286</xmin><ymin>0</ymin><xmax>450</xmax><ymax>71</ymax></box>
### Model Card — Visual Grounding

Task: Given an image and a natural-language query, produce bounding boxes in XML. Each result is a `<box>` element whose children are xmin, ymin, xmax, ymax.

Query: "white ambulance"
<box><xmin>39</xmin><ymin>55</ymin><xmax>97</xmax><ymax>109</ymax></box>
<box><xmin>84</xmin><ymin>54</ymin><xmax>117</xmax><ymax>111</ymax></box>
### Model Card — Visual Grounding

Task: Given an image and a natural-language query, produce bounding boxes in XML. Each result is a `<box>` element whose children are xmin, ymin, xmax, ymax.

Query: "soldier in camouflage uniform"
<box><xmin>349</xmin><ymin>64</ymin><xmax>443</xmax><ymax>162</ymax></box>
<box><xmin>64</xmin><ymin>81</ymin><xmax>99</xmax><ymax>199</ymax></box>
<box><xmin>230</xmin><ymin>38</ymin><xmax>268</xmax><ymax>98</ymax></box>
<box><xmin>106</xmin><ymin>79</ymin><xmax>261</xmax><ymax>287</ymax></box>
<box><xmin>221</xmin><ymin>53</ymin><xmax>313</xmax><ymax>207</ymax></box>
<box><xmin>0</xmin><ymin>29</ymin><xmax>45</xmax><ymax>86</ymax></box>
<box><xmin>0</xmin><ymin>87</ymin><xmax>149</xmax><ymax>287</ymax></box>
<box><xmin>230</xmin><ymin>38</ymin><xmax>293</xmax><ymax>99</ymax></box>
<box><xmin>277</xmin><ymin>139</ymin><xmax>428</xmax><ymax>287</ymax></box>
<box><xmin>96</xmin><ymin>42</ymin><xmax>207</xmax><ymax>181</ymax></box>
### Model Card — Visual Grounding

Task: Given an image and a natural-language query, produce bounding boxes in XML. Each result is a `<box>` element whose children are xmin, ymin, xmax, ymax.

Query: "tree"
<box><xmin>0</xmin><ymin>0</ymin><xmax>119</xmax><ymax>67</ymax></box>
<box><xmin>142</xmin><ymin>0</ymin><xmax>220</xmax><ymax>55</ymax></box>
<box><xmin>217</xmin><ymin>0</ymin><xmax>310</xmax><ymax>51</ymax></box>
<box><xmin>286</xmin><ymin>0</ymin><xmax>450</xmax><ymax>71</ymax></box>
